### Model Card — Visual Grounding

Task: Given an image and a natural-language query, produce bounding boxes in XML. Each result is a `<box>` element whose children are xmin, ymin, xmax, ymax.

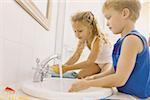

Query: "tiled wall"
<box><xmin>0</xmin><ymin>0</ymin><xmax>58</xmax><ymax>85</ymax></box>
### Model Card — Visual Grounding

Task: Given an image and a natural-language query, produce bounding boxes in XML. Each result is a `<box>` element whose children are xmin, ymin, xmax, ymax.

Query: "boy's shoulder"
<box><xmin>123</xmin><ymin>34</ymin><xmax>143</xmax><ymax>53</ymax></box>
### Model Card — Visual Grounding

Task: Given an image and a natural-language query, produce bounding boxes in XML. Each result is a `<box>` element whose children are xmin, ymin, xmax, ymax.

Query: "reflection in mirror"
<box><xmin>15</xmin><ymin>0</ymin><xmax>51</xmax><ymax>30</ymax></box>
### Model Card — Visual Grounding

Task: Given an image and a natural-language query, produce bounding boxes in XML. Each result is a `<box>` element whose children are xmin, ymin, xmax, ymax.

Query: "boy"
<box><xmin>69</xmin><ymin>0</ymin><xmax>150</xmax><ymax>99</ymax></box>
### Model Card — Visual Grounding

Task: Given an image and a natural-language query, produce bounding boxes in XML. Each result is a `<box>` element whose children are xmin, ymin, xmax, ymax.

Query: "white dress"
<box><xmin>90</xmin><ymin>36</ymin><xmax>113</xmax><ymax>64</ymax></box>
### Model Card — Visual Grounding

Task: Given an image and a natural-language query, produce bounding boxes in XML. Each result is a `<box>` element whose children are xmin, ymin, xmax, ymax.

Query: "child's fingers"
<box><xmin>85</xmin><ymin>76</ymin><xmax>94</xmax><ymax>80</ymax></box>
<box><xmin>50</xmin><ymin>65</ymin><xmax>66</xmax><ymax>74</ymax></box>
<box><xmin>51</xmin><ymin>65</ymin><xmax>59</xmax><ymax>74</ymax></box>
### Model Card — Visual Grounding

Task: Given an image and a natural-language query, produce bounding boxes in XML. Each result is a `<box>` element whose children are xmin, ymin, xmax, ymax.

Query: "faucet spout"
<box><xmin>33</xmin><ymin>54</ymin><xmax>61</xmax><ymax>82</ymax></box>
<box><xmin>40</xmin><ymin>54</ymin><xmax>61</xmax><ymax>68</ymax></box>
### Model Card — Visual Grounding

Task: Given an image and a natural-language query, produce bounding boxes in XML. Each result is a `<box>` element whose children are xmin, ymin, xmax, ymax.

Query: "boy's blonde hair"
<box><xmin>102</xmin><ymin>0</ymin><xmax>141</xmax><ymax>22</ymax></box>
<box><xmin>71</xmin><ymin>11</ymin><xmax>109</xmax><ymax>43</ymax></box>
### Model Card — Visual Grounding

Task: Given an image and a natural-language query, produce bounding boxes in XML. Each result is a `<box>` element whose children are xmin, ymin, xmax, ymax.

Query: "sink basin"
<box><xmin>22</xmin><ymin>78</ymin><xmax>113</xmax><ymax>100</ymax></box>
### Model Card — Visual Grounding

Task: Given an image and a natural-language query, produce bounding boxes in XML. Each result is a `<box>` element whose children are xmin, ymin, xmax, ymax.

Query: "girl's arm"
<box><xmin>85</xmin><ymin>37</ymin><xmax>113</xmax><ymax>80</ymax></box>
<box><xmin>64</xmin><ymin>40</ymin><xmax>85</xmax><ymax>65</ymax></box>
<box><xmin>86</xmin><ymin>37</ymin><xmax>102</xmax><ymax>63</ymax></box>
<box><xmin>85</xmin><ymin>63</ymin><xmax>114</xmax><ymax>80</ymax></box>
<box><xmin>63</xmin><ymin>37</ymin><xmax>101</xmax><ymax>71</ymax></box>
<box><xmin>69</xmin><ymin>35</ymin><xmax>142</xmax><ymax>92</ymax></box>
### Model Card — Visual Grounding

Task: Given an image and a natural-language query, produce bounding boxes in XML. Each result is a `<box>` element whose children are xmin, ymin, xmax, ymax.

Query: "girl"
<box><xmin>52</xmin><ymin>11</ymin><xmax>113</xmax><ymax>79</ymax></box>
<box><xmin>69</xmin><ymin>0</ymin><xmax>150</xmax><ymax>99</ymax></box>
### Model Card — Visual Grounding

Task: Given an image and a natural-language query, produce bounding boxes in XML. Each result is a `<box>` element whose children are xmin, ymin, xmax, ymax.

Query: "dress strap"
<box><xmin>91</xmin><ymin>36</ymin><xmax>98</xmax><ymax>49</ymax></box>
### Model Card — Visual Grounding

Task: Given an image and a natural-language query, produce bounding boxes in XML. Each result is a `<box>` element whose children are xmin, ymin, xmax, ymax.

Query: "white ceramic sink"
<box><xmin>22</xmin><ymin>78</ymin><xmax>113</xmax><ymax>100</ymax></box>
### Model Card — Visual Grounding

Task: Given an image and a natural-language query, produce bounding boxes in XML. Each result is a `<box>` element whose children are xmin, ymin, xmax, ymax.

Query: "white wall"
<box><xmin>54</xmin><ymin>1</ymin><xmax>66</xmax><ymax>58</ymax></box>
<box><xmin>136</xmin><ymin>2</ymin><xmax>150</xmax><ymax>40</ymax></box>
<box><xmin>0</xmin><ymin>0</ymin><xmax>58</xmax><ymax>85</ymax></box>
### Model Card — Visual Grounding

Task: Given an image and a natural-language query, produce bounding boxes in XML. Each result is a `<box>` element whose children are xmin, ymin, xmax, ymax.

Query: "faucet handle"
<box><xmin>36</xmin><ymin>58</ymin><xmax>40</xmax><ymax>64</ymax></box>
<box><xmin>32</xmin><ymin>58</ymin><xmax>41</xmax><ymax>70</ymax></box>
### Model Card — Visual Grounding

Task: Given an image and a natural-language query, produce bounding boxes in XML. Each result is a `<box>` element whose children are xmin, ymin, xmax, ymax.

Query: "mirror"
<box><xmin>32</xmin><ymin>0</ymin><xmax>48</xmax><ymax>17</ymax></box>
<box><xmin>15</xmin><ymin>0</ymin><xmax>51</xmax><ymax>30</ymax></box>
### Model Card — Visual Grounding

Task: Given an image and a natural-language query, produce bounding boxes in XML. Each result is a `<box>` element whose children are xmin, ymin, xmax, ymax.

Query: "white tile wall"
<box><xmin>2</xmin><ymin>40</ymin><xmax>20</xmax><ymax>84</ymax></box>
<box><xmin>0</xmin><ymin>0</ymin><xmax>58</xmax><ymax>85</ymax></box>
<box><xmin>17</xmin><ymin>45</ymin><xmax>34</xmax><ymax>82</ymax></box>
<box><xmin>0</xmin><ymin>1</ymin><xmax>4</xmax><ymax>38</ymax></box>
<box><xmin>0</xmin><ymin>38</ymin><xmax>3</xmax><ymax>82</ymax></box>
<box><xmin>136</xmin><ymin>2</ymin><xmax>150</xmax><ymax>39</ymax></box>
<box><xmin>2</xmin><ymin>1</ymin><xmax>22</xmax><ymax>43</ymax></box>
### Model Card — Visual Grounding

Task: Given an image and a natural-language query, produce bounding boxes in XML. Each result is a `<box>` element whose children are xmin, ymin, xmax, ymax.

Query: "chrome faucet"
<box><xmin>33</xmin><ymin>54</ymin><xmax>61</xmax><ymax>82</ymax></box>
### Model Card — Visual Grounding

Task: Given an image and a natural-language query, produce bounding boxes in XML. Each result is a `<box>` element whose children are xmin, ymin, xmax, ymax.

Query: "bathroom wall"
<box><xmin>0</xmin><ymin>0</ymin><xmax>58</xmax><ymax>85</ymax></box>
<box><xmin>136</xmin><ymin>2</ymin><xmax>150</xmax><ymax>39</ymax></box>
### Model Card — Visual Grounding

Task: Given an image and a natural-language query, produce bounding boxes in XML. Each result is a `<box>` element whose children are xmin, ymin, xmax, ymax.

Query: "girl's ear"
<box><xmin>121</xmin><ymin>8</ymin><xmax>130</xmax><ymax>20</ymax></box>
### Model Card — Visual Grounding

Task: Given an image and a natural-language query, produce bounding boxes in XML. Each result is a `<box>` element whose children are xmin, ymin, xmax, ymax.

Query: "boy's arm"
<box><xmin>64</xmin><ymin>40</ymin><xmax>85</xmax><ymax>65</ymax></box>
<box><xmin>69</xmin><ymin>35</ymin><xmax>141</xmax><ymax>92</ymax></box>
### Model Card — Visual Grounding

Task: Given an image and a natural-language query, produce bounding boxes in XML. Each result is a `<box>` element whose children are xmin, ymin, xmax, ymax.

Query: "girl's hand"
<box><xmin>51</xmin><ymin>64</ymin><xmax>66</xmax><ymax>74</ymax></box>
<box><xmin>51</xmin><ymin>64</ymin><xmax>59</xmax><ymax>74</ymax></box>
<box><xmin>68</xmin><ymin>79</ymin><xmax>89</xmax><ymax>92</ymax></box>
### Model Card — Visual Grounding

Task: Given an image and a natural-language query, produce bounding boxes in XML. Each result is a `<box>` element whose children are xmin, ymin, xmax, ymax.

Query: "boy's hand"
<box><xmin>68</xmin><ymin>79</ymin><xmax>89</xmax><ymax>92</ymax></box>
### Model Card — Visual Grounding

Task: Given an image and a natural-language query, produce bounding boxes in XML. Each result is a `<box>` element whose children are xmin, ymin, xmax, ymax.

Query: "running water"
<box><xmin>55</xmin><ymin>54</ymin><xmax>63</xmax><ymax>78</ymax></box>
<box><xmin>59</xmin><ymin>62</ymin><xmax>63</xmax><ymax>79</ymax></box>
<box><xmin>58</xmin><ymin>60</ymin><xmax>63</xmax><ymax>92</ymax></box>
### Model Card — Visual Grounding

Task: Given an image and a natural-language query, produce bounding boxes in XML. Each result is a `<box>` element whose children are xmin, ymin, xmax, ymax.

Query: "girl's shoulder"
<box><xmin>92</xmin><ymin>36</ymin><xmax>101</xmax><ymax>45</ymax></box>
<box><xmin>91</xmin><ymin>36</ymin><xmax>104</xmax><ymax>49</ymax></box>
<box><xmin>93</xmin><ymin>35</ymin><xmax>100</xmax><ymax>42</ymax></box>
<box><xmin>96</xmin><ymin>35</ymin><xmax>112</xmax><ymax>47</ymax></box>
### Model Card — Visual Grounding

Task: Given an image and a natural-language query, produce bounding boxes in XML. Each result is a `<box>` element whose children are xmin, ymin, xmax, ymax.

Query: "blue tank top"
<box><xmin>112</xmin><ymin>30</ymin><xmax>150</xmax><ymax>99</ymax></box>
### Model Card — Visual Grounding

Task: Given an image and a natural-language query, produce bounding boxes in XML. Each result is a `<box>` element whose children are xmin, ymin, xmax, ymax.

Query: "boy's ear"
<box><xmin>121</xmin><ymin>8</ymin><xmax>130</xmax><ymax>19</ymax></box>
